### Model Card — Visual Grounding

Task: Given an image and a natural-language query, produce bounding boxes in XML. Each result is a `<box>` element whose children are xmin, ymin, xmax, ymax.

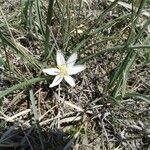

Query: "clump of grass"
<box><xmin>0</xmin><ymin>0</ymin><xmax>150</xmax><ymax>149</ymax></box>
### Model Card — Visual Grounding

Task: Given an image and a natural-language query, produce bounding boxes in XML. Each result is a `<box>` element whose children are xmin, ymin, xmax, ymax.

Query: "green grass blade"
<box><xmin>29</xmin><ymin>89</ymin><xmax>45</xmax><ymax>150</ymax></box>
<box><xmin>79</xmin><ymin>44</ymin><xmax>150</xmax><ymax>64</ymax></box>
<box><xmin>111</xmin><ymin>52</ymin><xmax>136</xmax><ymax>97</ymax></box>
<box><xmin>84</xmin><ymin>0</ymin><xmax>120</xmax><ymax>36</ymax></box>
<box><xmin>72</xmin><ymin>13</ymin><xmax>131</xmax><ymax>53</ymax></box>
<box><xmin>123</xmin><ymin>92</ymin><xmax>150</xmax><ymax>104</ymax></box>
<box><xmin>134</xmin><ymin>17</ymin><xmax>150</xmax><ymax>43</ymax></box>
<box><xmin>0</xmin><ymin>77</ymin><xmax>50</xmax><ymax>100</ymax></box>
<box><xmin>0</xmin><ymin>32</ymin><xmax>40</xmax><ymax>69</ymax></box>
<box><xmin>101</xmin><ymin>0</ymin><xmax>120</xmax><ymax>17</ymax></box>
<box><xmin>108</xmin><ymin>51</ymin><xmax>134</xmax><ymax>90</ymax></box>
<box><xmin>44</xmin><ymin>0</ymin><xmax>54</xmax><ymax>56</ymax></box>
<box><xmin>20</xmin><ymin>0</ymin><xmax>28</xmax><ymax>26</ymax></box>
<box><xmin>135</xmin><ymin>0</ymin><xmax>147</xmax><ymax>18</ymax></box>
<box><xmin>35</xmin><ymin>0</ymin><xmax>45</xmax><ymax>36</ymax></box>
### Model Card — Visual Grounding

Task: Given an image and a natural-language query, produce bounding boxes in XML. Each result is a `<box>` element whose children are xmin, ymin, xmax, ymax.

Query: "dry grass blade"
<box><xmin>5</xmin><ymin>109</ymin><xmax>31</xmax><ymax>122</ymax></box>
<box><xmin>55</xmin><ymin>93</ymin><xmax>84</xmax><ymax>112</ymax></box>
<box><xmin>108</xmin><ymin>0</ymin><xmax>150</xmax><ymax>17</ymax></box>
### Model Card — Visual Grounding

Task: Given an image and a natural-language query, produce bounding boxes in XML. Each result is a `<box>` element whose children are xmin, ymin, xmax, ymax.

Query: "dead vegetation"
<box><xmin>0</xmin><ymin>0</ymin><xmax>150</xmax><ymax>150</ymax></box>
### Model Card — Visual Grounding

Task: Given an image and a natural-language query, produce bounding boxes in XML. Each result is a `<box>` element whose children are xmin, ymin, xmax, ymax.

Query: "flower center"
<box><xmin>58</xmin><ymin>65</ymin><xmax>68</xmax><ymax>76</ymax></box>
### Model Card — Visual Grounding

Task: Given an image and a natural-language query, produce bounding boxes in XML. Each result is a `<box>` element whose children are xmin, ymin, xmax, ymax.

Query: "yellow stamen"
<box><xmin>58</xmin><ymin>65</ymin><xmax>68</xmax><ymax>76</ymax></box>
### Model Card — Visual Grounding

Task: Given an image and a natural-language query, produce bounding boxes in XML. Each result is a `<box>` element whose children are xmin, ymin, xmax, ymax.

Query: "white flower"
<box><xmin>43</xmin><ymin>51</ymin><xmax>86</xmax><ymax>87</ymax></box>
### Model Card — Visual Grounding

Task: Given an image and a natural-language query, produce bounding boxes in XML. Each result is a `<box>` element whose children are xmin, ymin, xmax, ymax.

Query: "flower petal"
<box><xmin>50</xmin><ymin>75</ymin><xmax>63</xmax><ymax>87</ymax></box>
<box><xmin>43</xmin><ymin>68</ymin><xmax>60</xmax><ymax>75</ymax></box>
<box><xmin>56</xmin><ymin>51</ymin><xmax>65</xmax><ymax>66</ymax></box>
<box><xmin>64</xmin><ymin>76</ymin><xmax>75</xmax><ymax>87</ymax></box>
<box><xmin>67</xmin><ymin>65</ymin><xmax>86</xmax><ymax>75</ymax></box>
<box><xmin>67</xmin><ymin>53</ymin><xmax>77</xmax><ymax>67</ymax></box>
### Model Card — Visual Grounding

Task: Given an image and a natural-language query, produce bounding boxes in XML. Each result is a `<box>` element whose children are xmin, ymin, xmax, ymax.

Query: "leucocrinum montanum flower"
<box><xmin>43</xmin><ymin>51</ymin><xmax>86</xmax><ymax>87</ymax></box>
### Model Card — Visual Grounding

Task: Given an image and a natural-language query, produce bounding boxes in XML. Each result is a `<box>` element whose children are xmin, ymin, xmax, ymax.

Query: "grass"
<box><xmin>0</xmin><ymin>0</ymin><xmax>150</xmax><ymax>149</ymax></box>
